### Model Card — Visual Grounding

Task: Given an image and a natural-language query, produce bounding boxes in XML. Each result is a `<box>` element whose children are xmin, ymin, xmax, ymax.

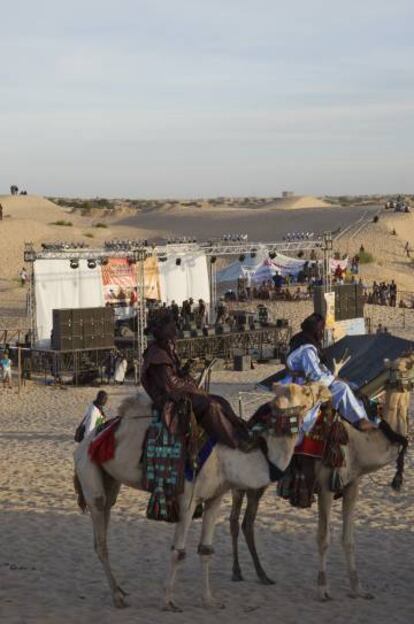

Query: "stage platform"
<box><xmin>175</xmin><ymin>325</ymin><xmax>291</xmax><ymax>361</ymax></box>
<box><xmin>30</xmin><ymin>345</ymin><xmax>116</xmax><ymax>385</ymax></box>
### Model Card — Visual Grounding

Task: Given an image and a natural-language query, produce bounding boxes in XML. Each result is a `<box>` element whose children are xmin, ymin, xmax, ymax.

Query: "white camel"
<box><xmin>73</xmin><ymin>381</ymin><xmax>331</xmax><ymax>610</ymax></box>
<box><xmin>230</xmin><ymin>354</ymin><xmax>412</xmax><ymax>600</ymax></box>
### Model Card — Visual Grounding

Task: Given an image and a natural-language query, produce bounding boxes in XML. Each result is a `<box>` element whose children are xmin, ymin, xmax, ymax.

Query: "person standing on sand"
<box><xmin>19</xmin><ymin>267</ymin><xmax>28</xmax><ymax>287</ymax></box>
<box><xmin>83</xmin><ymin>390</ymin><xmax>108</xmax><ymax>437</ymax></box>
<box><xmin>0</xmin><ymin>352</ymin><xmax>12</xmax><ymax>389</ymax></box>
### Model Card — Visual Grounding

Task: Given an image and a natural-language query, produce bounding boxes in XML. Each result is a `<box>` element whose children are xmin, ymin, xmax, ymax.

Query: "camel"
<box><xmin>230</xmin><ymin>354</ymin><xmax>412</xmax><ymax>600</ymax></box>
<box><xmin>73</xmin><ymin>380</ymin><xmax>331</xmax><ymax>610</ymax></box>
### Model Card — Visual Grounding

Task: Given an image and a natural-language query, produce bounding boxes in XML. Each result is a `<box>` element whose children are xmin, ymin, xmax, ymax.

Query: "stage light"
<box><xmin>269</xmin><ymin>251</ymin><xmax>276</xmax><ymax>259</ymax></box>
<box><xmin>250</xmin><ymin>252</ymin><xmax>256</xmax><ymax>259</ymax></box>
<box><xmin>176</xmin><ymin>258</ymin><xmax>182</xmax><ymax>266</ymax></box>
<box><xmin>210</xmin><ymin>256</ymin><xmax>217</xmax><ymax>264</ymax></box>
<box><xmin>87</xmin><ymin>259</ymin><xmax>97</xmax><ymax>269</ymax></box>
<box><xmin>70</xmin><ymin>259</ymin><xmax>79</xmax><ymax>269</ymax></box>
<box><xmin>239</xmin><ymin>254</ymin><xmax>245</xmax><ymax>262</ymax></box>
<box><xmin>159</xmin><ymin>255</ymin><xmax>168</xmax><ymax>262</ymax></box>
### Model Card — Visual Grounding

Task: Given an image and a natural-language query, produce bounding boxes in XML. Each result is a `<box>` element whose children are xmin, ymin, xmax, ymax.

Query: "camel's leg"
<box><xmin>230</xmin><ymin>490</ymin><xmax>245</xmax><ymax>582</ymax></box>
<box><xmin>198</xmin><ymin>494</ymin><xmax>225</xmax><ymax>609</ymax></box>
<box><xmin>342</xmin><ymin>481</ymin><xmax>373</xmax><ymax>600</ymax></box>
<box><xmin>317</xmin><ymin>489</ymin><xmax>334</xmax><ymax>601</ymax></box>
<box><xmin>242</xmin><ymin>488</ymin><xmax>274</xmax><ymax>585</ymax></box>
<box><xmin>90</xmin><ymin>480</ymin><xmax>125</xmax><ymax>609</ymax></box>
<box><xmin>163</xmin><ymin>493</ymin><xmax>197</xmax><ymax>612</ymax></box>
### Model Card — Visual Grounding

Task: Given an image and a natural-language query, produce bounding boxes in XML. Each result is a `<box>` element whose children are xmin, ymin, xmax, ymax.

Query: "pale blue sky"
<box><xmin>1</xmin><ymin>0</ymin><xmax>413</xmax><ymax>197</ymax></box>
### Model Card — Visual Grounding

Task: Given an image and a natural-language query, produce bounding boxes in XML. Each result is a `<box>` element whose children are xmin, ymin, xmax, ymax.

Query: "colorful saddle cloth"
<box><xmin>278</xmin><ymin>406</ymin><xmax>349</xmax><ymax>509</ymax></box>
<box><xmin>142</xmin><ymin>401</ymin><xmax>216</xmax><ymax>523</ymax></box>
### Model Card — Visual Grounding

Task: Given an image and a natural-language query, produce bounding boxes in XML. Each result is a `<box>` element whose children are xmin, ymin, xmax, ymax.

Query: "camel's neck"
<box><xmin>216</xmin><ymin>433</ymin><xmax>298</xmax><ymax>491</ymax></box>
<box><xmin>265</xmin><ymin>433</ymin><xmax>298</xmax><ymax>473</ymax></box>
<box><xmin>345</xmin><ymin>424</ymin><xmax>398</xmax><ymax>477</ymax></box>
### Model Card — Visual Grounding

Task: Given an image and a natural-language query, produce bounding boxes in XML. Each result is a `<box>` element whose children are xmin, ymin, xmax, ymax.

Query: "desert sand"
<box><xmin>1</xmin><ymin>194</ymin><xmax>414</xmax><ymax>623</ymax></box>
<box><xmin>1</xmin><ymin>194</ymin><xmax>413</xmax><ymax>293</ymax></box>
<box><xmin>0</xmin><ymin>369</ymin><xmax>413</xmax><ymax>624</ymax></box>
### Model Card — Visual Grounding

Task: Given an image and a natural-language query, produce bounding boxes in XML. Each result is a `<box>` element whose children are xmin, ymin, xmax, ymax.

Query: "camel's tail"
<box><xmin>74</xmin><ymin>472</ymin><xmax>87</xmax><ymax>513</ymax></box>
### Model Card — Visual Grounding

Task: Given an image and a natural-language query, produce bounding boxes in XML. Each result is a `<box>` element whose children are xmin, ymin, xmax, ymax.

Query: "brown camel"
<box><xmin>230</xmin><ymin>354</ymin><xmax>412</xmax><ymax>599</ymax></box>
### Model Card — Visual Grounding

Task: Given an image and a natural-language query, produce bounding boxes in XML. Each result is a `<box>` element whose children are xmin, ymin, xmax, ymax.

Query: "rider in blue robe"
<box><xmin>284</xmin><ymin>314</ymin><xmax>376</xmax><ymax>437</ymax></box>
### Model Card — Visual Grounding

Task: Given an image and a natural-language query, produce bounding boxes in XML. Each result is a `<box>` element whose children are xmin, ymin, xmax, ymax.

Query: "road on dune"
<box><xmin>120</xmin><ymin>204</ymin><xmax>381</xmax><ymax>242</ymax></box>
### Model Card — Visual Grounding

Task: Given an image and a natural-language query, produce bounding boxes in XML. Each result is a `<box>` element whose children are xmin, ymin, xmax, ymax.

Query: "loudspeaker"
<box><xmin>215</xmin><ymin>325</ymin><xmax>231</xmax><ymax>335</ymax></box>
<box><xmin>233</xmin><ymin>355</ymin><xmax>251</xmax><ymax>371</ymax></box>
<box><xmin>203</xmin><ymin>327</ymin><xmax>215</xmax><ymax>336</ymax></box>
<box><xmin>52</xmin><ymin>307</ymin><xmax>115</xmax><ymax>350</ymax></box>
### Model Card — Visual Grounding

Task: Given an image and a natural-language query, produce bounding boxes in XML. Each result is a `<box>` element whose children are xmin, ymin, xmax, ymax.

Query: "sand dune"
<box><xmin>267</xmin><ymin>195</ymin><xmax>334</xmax><ymax>210</ymax></box>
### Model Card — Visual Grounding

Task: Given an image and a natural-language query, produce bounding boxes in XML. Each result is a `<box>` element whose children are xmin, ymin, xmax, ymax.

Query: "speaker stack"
<box><xmin>52</xmin><ymin>307</ymin><xmax>115</xmax><ymax>351</ymax></box>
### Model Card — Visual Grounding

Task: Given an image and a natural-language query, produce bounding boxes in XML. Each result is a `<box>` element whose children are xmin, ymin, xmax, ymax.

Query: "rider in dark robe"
<box><xmin>141</xmin><ymin>312</ymin><xmax>252</xmax><ymax>450</ymax></box>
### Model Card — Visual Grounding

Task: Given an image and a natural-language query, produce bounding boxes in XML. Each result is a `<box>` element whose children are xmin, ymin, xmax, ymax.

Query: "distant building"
<box><xmin>282</xmin><ymin>191</ymin><xmax>294</xmax><ymax>198</ymax></box>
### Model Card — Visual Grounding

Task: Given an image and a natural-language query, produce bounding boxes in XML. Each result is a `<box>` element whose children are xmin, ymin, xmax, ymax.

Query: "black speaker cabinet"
<box><xmin>52</xmin><ymin>307</ymin><xmax>115</xmax><ymax>350</ymax></box>
<box><xmin>233</xmin><ymin>354</ymin><xmax>251</xmax><ymax>371</ymax></box>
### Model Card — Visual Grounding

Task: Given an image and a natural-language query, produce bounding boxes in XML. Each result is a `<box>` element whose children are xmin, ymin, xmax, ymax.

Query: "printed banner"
<box><xmin>329</xmin><ymin>257</ymin><xmax>348</xmax><ymax>273</ymax></box>
<box><xmin>101</xmin><ymin>258</ymin><xmax>137</xmax><ymax>305</ymax></box>
<box><xmin>324</xmin><ymin>291</ymin><xmax>336</xmax><ymax>329</ymax></box>
<box><xmin>144</xmin><ymin>256</ymin><xmax>161</xmax><ymax>300</ymax></box>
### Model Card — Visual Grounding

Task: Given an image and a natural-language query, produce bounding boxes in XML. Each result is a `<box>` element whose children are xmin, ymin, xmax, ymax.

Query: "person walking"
<box><xmin>0</xmin><ymin>352</ymin><xmax>13</xmax><ymax>389</ymax></box>
<box><xmin>82</xmin><ymin>390</ymin><xmax>108</xmax><ymax>437</ymax></box>
<box><xmin>20</xmin><ymin>267</ymin><xmax>28</xmax><ymax>287</ymax></box>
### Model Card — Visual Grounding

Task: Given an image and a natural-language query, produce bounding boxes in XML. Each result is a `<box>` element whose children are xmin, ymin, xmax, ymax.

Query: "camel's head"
<box><xmin>268</xmin><ymin>382</ymin><xmax>331</xmax><ymax>435</ymax></box>
<box><xmin>382</xmin><ymin>354</ymin><xmax>414</xmax><ymax>437</ymax></box>
<box><xmin>272</xmin><ymin>382</ymin><xmax>331</xmax><ymax>413</ymax></box>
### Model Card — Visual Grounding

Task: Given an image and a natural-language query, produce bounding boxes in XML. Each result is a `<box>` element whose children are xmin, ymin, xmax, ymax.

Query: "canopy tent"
<box><xmin>215</xmin><ymin>248</ymin><xmax>267</xmax><ymax>283</ymax></box>
<box><xmin>251</xmin><ymin>258</ymin><xmax>279</xmax><ymax>283</ymax></box>
<box><xmin>258</xmin><ymin>334</ymin><xmax>414</xmax><ymax>393</ymax></box>
<box><xmin>271</xmin><ymin>253</ymin><xmax>307</xmax><ymax>277</ymax></box>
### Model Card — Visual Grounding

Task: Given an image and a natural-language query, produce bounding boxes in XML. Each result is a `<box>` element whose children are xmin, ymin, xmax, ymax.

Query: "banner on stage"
<box><xmin>101</xmin><ymin>258</ymin><xmax>137</xmax><ymax>306</ymax></box>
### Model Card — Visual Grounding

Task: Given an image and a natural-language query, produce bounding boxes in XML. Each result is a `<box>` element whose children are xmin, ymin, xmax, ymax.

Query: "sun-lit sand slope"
<box><xmin>0</xmin><ymin>195</ymin><xmax>160</xmax><ymax>285</ymax></box>
<box><xmin>0</xmin><ymin>373</ymin><xmax>413</xmax><ymax>624</ymax></box>
<box><xmin>1</xmin><ymin>194</ymin><xmax>414</xmax><ymax>299</ymax></box>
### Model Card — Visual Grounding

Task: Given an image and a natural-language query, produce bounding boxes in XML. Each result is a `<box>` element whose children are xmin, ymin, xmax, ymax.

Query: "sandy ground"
<box><xmin>0</xmin><ymin>195</ymin><xmax>413</xmax><ymax>304</ymax></box>
<box><xmin>0</xmin><ymin>368</ymin><xmax>413</xmax><ymax>624</ymax></box>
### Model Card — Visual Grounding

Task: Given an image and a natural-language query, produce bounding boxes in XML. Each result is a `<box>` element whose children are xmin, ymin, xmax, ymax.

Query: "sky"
<box><xmin>1</xmin><ymin>0</ymin><xmax>414</xmax><ymax>198</ymax></box>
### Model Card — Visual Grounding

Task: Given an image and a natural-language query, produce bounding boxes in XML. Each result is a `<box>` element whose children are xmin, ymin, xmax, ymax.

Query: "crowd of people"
<box><xmin>147</xmin><ymin>298</ymin><xmax>209</xmax><ymax>331</ymax></box>
<box><xmin>365</xmin><ymin>281</ymin><xmax>398</xmax><ymax>306</ymax></box>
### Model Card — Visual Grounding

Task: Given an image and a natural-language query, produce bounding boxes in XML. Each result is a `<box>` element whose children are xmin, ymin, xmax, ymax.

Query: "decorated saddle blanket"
<box><xmin>88</xmin><ymin>417</ymin><xmax>122</xmax><ymax>464</ymax></box>
<box><xmin>141</xmin><ymin>402</ymin><xmax>215</xmax><ymax>523</ymax></box>
<box><xmin>294</xmin><ymin>407</ymin><xmax>348</xmax><ymax>466</ymax></box>
<box><xmin>278</xmin><ymin>406</ymin><xmax>349</xmax><ymax>509</ymax></box>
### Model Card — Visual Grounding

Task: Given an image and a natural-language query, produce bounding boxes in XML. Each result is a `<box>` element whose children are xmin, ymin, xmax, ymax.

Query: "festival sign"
<box><xmin>324</xmin><ymin>291</ymin><xmax>336</xmax><ymax>329</ymax></box>
<box><xmin>101</xmin><ymin>258</ymin><xmax>137</xmax><ymax>305</ymax></box>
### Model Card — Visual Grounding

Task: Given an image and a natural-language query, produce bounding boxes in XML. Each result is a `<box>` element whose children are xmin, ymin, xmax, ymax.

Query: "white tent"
<box><xmin>271</xmin><ymin>253</ymin><xmax>306</xmax><ymax>277</ymax></box>
<box><xmin>216</xmin><ymin>249</ymin><xmax>267</xmax><ymax>283</ymax></box>
<box><xmin>251</xmin><ymin>258</ymin><xmax>279</xmax><ymax>283</ymax></box>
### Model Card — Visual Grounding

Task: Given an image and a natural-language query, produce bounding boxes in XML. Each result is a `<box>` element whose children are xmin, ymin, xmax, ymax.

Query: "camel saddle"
<box><xmin>278</xmin><ymin>403</ymin><xmax>349</xmax><ymax>509</ymax></box>
<box><xmin>142</xmin><ymin>398</ymin><xmax>210</xmax><ymax>523</ymax></box>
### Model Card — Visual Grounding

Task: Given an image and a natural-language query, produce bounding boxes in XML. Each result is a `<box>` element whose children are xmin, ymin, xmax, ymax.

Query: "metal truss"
<box><xmin>24</xmin><ymin>233</ymin><xmax>332</xmax><ymax>262</ymax></box>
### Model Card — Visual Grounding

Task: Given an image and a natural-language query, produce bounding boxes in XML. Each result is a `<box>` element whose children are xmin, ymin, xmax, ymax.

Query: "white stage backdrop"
<box><xmin>158</xmin><ymin>253</ymin><xmax>210</xmax><ymax>305</ymax></box>
<box><xmin>34</xmin><ymin>259</ymin><xmax>105</xmax><ymax>344</ymax></box>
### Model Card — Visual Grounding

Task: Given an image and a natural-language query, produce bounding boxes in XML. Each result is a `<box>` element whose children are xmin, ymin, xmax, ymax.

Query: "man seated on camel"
<box><xmin>284</xmin><ymin>313</ymin><xmax>377</xmax><ymax>435</ymax></box>
<box><xmin>141</xmin><ymin>312</ymin><xmax>256</xmax><ymax>452</ymax></box>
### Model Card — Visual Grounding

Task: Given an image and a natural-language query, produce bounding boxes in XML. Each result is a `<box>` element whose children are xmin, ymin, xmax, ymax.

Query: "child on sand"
<box><xmin>0</xmin><ymin>352</ymin><xmax>12</xmax><ymax>389</ymax></box>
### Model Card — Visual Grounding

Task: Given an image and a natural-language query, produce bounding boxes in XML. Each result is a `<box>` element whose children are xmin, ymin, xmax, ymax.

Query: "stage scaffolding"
<box><xmin>23</xmin><ymin>233</ymin><xmax>332</xmax><ymax>379</ymax></box>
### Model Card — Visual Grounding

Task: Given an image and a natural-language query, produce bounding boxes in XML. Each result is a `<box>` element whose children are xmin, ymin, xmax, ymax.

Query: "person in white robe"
<box><xmin>83</xmin><ymin>390</ymin><xmax>108</xmax><ymax>436</ymax></box>
<box><xmin>283</xmin><ymin>314</ymin><xmax>376</xmax><ymax>441</ymax></box>
<box><xmin>114</xmin><ymin>354</ymin><xmax>128</xmax><ymax>384</ymax></box>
